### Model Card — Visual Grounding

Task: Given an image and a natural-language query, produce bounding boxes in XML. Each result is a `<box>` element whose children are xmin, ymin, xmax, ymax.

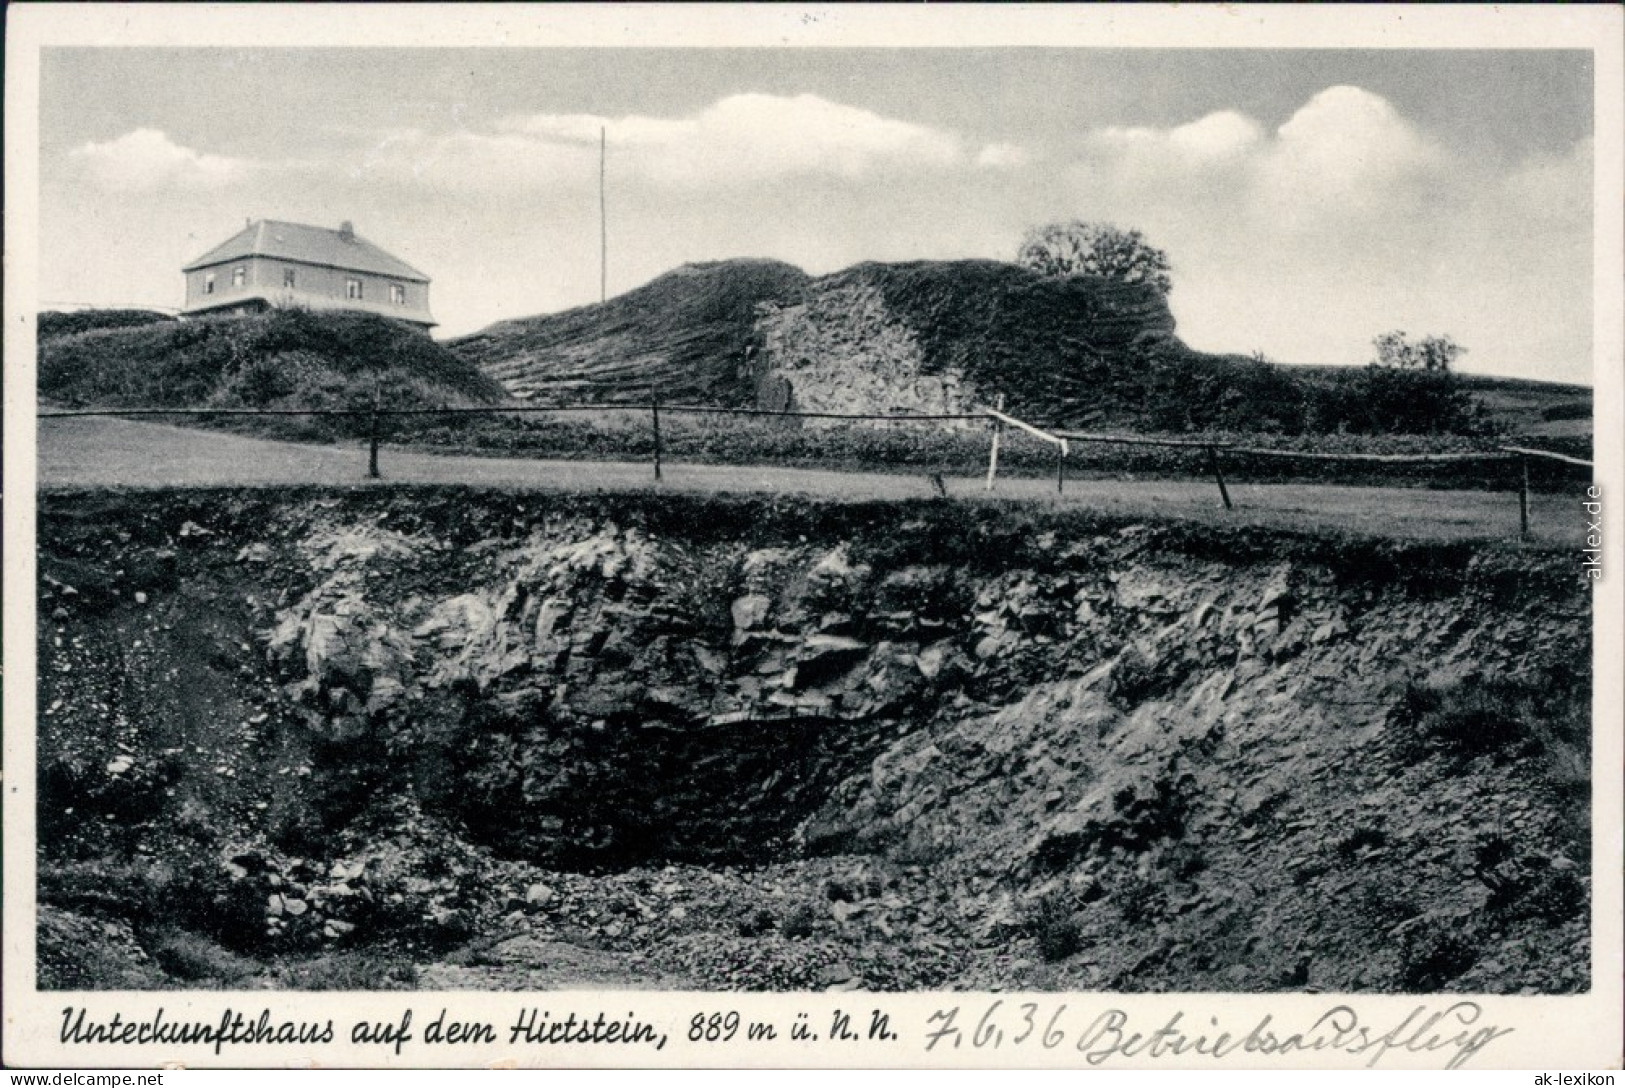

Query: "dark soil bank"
<box><xmin>36</xmin><ymin>487</ymin><xmax>1590</xmax><ymax>992</ymax></box>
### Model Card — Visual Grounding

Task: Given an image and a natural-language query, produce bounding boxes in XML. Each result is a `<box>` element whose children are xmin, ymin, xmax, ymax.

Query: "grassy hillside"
<box><xmin>450</xmin><ymin>257</ymin><xmax>1591</xmax><ymax>443</ymax></box>
<box><xmin>448</xmin><ymin>259</ymin><xmax>810</xmax><ymax>405</ymax></box>
<box><xmin>40</xmin><ymin>309</ymin><xmax>509</xmax><ymax>436</ymax></box>
<box><xmin>1456</xmin><ymin>373</ymin><xmax>1594</xmax><ymax>437</ymax></box>
<box><xmin>39</xmin><ymin>309</ymin><xmax>177</xmax><ymax>341</ymax></box>
<box><xmin>448</xmin><ymin>259</ymin><xmax>1321</xmax><ymax>433</ymax></box>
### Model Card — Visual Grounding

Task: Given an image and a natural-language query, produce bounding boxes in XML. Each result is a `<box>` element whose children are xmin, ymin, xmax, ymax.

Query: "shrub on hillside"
<box><xmin>1135</xmin><ymin>349</ymin><xmax>1311</xmax><ymax>433</ymax></box>
<box><xmin>1025</xmin><ymin>889</ymin><xmax>1084</xmax><ymax>962</ymax></box>
<box><xmin>1107</xmin><ymin>642</ymin><xmax>1192</xmax><ymax>710</ymax></box>
<box><xmin>1309</xmin><ymin>333</ymin><xmax>1487</xmax><ymax>436</ymax></box>
<box><xmin>1390</xmin><ymin>665</ymin><xmax>1588</xmax><ymax>779</ymax></box>
<box><xmin>1398</xmin><ymin>921</ymin><xmax>1478</xmax><ymax>991</ymax></box>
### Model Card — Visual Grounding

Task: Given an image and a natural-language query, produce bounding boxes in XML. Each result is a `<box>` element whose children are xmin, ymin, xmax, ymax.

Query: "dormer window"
<box><xmin>283</xmin><ymin>268</ymin><xmax>297</xmax><ymax>289</ymax></box>
<box><xmin>232</xmin><ymin>266</ymin><xmax>246</xmax><ymax>288</ymax></box>
<box><xmin>204</xmin><ymin>273</ymin><xmax>215</xmax><ymax>295</ymax></box>
<box><xmin>346</xmin><ymin>278</ymin><xmax>363</xmax><ymax>300</ymax></box>
<box><xmin>390</xmin><ymin>283</ymin><xmax>406</xmax><ymax>305</ymax></box>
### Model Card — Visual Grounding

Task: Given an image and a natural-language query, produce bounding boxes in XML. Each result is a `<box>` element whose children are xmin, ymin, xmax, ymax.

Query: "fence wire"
<box><xmin>37</xmin><ymin>400</ymin><xmax>1591</xmax><ymax>538</ymax></box>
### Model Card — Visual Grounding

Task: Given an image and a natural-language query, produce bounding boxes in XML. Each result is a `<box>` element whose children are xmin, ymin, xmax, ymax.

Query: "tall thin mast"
<box><xmin>600</xmin><ymin>126</ymin><xmax>607</xmax><ymax>304</ymax></box>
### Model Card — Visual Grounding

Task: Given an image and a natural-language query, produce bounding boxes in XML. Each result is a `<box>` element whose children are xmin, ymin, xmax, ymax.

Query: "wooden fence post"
<box><xmin>984</xmin><ymin>393</ymin><xmax>1005</xmax><ymax>492</ymax></box>
<box><xmin>651</xmin><ymin>394</ymin><xmax>663</xmax><ymax>482</ymax></box>
<box><xmin>1207</xmin><ymin>446</ymin><xmax>1232</xmax><ymax>510</ymax></box>
<box><xmin>1518</xmin><ymin>454</ymin><xmax>1530</xmax><ymax>538</ymax></box>
<box><xmin>367</xmin><ymin>377</ymin><xmax>381</xmax><ymax>479</ymax></box>
<box><xmin>1056</xmin><ymin>439</ymin><xmax>1067</xmax><ymax>495</ymax></box>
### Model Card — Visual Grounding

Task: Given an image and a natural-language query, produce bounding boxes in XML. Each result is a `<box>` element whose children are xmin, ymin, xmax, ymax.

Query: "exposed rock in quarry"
<box><xmin>36</xmin><ymin>488</ymin><xmax>1590</xmax><ymax>992</ymax></box>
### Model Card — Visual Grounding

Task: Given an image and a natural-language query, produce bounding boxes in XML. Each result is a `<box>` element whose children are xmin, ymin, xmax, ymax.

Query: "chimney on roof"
<box><xmin>339</xmin><ymin>220</ymin><xmax>355</xmax><ymax>242</ymax></box>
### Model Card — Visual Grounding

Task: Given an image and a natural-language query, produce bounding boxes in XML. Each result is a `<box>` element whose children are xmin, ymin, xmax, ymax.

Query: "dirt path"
<box><xmin>36</xmin><ymin>415</ymin><xmax>1581</xmax><ymax>544</ymax></box>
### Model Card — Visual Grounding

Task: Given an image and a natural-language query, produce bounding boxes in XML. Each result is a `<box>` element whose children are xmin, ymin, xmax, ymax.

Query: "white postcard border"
<box><xmin>5</xmin><ymin>3</ymin><xmax>1621</xmax><ymax>1071</ymax></box>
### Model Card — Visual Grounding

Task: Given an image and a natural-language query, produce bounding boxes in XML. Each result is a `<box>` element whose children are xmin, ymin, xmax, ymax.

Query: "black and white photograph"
<box><xmin>5</xmin><ymin>3</ymin><xmax>1621</xmax><ymax>1072</ymax></box>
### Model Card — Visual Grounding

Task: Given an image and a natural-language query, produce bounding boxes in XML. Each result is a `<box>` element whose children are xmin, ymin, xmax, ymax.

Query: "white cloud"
<box><xmin>499</xmin><ymin>109</ymin><xmax>687</xmax><ymax>148</ymax></box>
<box><xmin>1052</xmin><ymin>86</ymin><xmax>1591</xmax><ymax>380</ymax></box>
<box><xmin>358</xmin><ymin>93</ymin><xmax>970</xmax><ymax>192</ymax></box>
<box><xmin>1084</xmin><ymin>88</ymin><xmax>1442</xmax><ymax>223</ymax></box>
<box><xmin>1259</xmin><ymin>85</ymin><xmax>1443</xmax><ymax>211</ymax></box>
<box><xmin>650</xmin><ymin>92</ymin><xmax>965</xmax><ymax>183</ymax></box>
<box><xmin>350</xmin><ymin>128</ymin><xmax>595</xmax><ymax>192</ymax></box>
<box><xmin>976</xmin><ymin>142</ymin><xmax>1033</xmax><ymax>170</ymax></box>
<box><xmin>68</xmin><ymin>128</ymin><xmax>253</xmax><ymax>192</ymax></box>
<box><xmin>1098</xmin><ymin>110</ymin><xmax>1264</xmax><ymax>161</ymax></box>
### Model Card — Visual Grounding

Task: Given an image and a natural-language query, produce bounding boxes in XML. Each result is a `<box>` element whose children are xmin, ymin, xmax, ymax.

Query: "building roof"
<box><xmin>183</xmin><ymin>219</ymin><xmax>430</xmax><ymax>282</ymax></box>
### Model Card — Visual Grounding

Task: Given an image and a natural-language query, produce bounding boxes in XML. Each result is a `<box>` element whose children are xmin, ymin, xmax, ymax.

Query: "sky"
<box><xmin>37</xmin><ymin>48</ymin><xmax>1596</xmax><ymax>383</ymax></box>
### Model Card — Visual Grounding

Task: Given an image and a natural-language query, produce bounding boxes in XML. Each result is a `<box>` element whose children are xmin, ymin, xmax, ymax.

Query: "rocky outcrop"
<box><xmin>36</xmin><ymin>489</ymin><xmax>1590</xmax><ymax>993</ymax></box>
<box><xmin>748</xmin><ymin>260</ymin><xmax>1185</xmax><ymax>424</ymax></box>
<box><xmin>750</xmin><ymin>282</ymin><xmax>971</xmax><ymax>418</ymax></box>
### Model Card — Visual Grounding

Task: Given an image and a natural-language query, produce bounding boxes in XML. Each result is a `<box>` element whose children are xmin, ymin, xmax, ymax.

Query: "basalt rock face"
<box><xmin>260</xmin><ymin>520</ymin><xmax>916</xmax><ymax>868</ymax></box>
<box><xmin>749</xmin><ymin>261</ymin><xmax>1183</xmax><ymax>423</ymax></box>
<box><xmin>37</xmin><ymin>488</ymin><xmax>1590</xmax><ymax>992</ymax></box>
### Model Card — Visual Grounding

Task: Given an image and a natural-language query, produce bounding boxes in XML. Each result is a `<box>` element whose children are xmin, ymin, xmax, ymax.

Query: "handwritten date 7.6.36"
<box><xmin>923</xmin><ymin>1001</ymin><xmax>1513</xmax><ymax>1070</ymax></box>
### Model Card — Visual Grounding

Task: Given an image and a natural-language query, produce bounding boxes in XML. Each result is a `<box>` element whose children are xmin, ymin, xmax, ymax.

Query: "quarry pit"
<box><xmin>36</xmin><ymin>486</ymin><xmax>1591</xmax><ymax>993</ymax></box>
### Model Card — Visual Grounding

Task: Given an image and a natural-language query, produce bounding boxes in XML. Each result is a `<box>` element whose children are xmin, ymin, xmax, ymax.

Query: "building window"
<box><xmin>232</xmin><ymin>266</ymin><xmax>246</xmax><ymax>288</ymax></box>
<box><xmin>204</xmin><ymin>273</ymin><xmax>215</xmax><ymax>295</ymax></box>
<box><xmin>283</xmin><ymin>268</ymin><xmax>296</xmax><ymax>289</ymax></box>
<box><xmin>346</xmin><ymin>278</ymin><xmax>363</xmax><ymax>301</ymax></box>
<box><xmin>390</xmin><ymin>283</ymin><xmax>405</xmax><ymax>305</ymax></box>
